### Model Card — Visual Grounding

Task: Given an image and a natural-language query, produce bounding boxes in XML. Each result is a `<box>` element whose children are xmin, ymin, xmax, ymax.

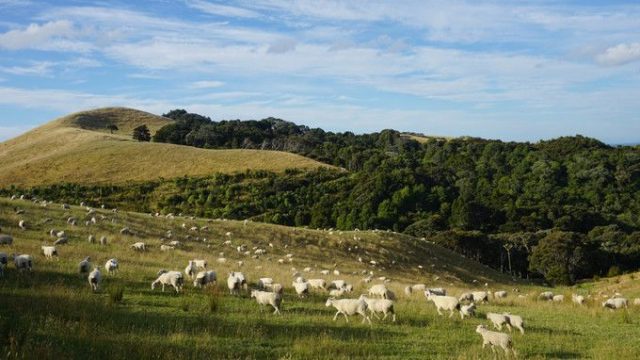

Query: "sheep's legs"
<box><xmin>448</xmin><ymin>310</ymin><xmax>454</xmax><ymax>318</ymax></box>
<box><xmin>436</xmin><ymin>309</ymin><xmax>443</xmax><ymax>316</ymax></box>
<box><xmin>343</xmin><ymin>313</ymin><xmax>350</xmax><ymax>323</ymax></box>
<box><xmin>333</xmin><ymin>311</ymin><xmax>341</xmax><ymax>321</ymax></box>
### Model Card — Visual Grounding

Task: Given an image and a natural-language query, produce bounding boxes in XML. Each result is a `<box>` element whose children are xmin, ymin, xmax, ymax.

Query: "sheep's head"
<box><xmin>251</xmin><ymin>290</ymin><xmax>257</xmax><ymax>298</ymax></box>
<box><xmin>476</xmin><ymin>325</ymin><xmax>487</xmax><ymax>333</ymax></box>
<box><xmin>325</xmin><ymin>298</ymin><xmax>334</xmax><ymax>307</ymax></box>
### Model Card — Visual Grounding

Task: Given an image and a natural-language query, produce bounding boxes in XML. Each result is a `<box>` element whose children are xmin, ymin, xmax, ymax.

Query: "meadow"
<box><xmin>1</xmin><ymin>197</ymin><xmax>639</xmax><ymax>359</ymax></box>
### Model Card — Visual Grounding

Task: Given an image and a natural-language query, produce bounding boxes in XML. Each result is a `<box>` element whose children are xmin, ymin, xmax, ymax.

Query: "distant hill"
<box><xmin>0</xmin><ymin>108</ymin><xmax>330</xmax><ymax>187</ymax></box>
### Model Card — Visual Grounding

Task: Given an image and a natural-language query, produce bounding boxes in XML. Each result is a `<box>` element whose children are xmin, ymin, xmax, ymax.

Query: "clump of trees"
<box><xmin>133</xmin><ymin>125</ymin><xmax>151</xmax><ymax>142</ymax></box>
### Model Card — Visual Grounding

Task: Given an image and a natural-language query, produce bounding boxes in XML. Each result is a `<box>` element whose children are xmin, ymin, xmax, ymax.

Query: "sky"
<box><xmin>0</xmin><ymin>0</ymin><xmax>639</xmax><ymax>143</ymax></box>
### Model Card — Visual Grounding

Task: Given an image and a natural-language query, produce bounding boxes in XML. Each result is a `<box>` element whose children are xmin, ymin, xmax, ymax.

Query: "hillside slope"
<box><xmin>0</xmin><ymin>108</ymin><xmax>330</xmax><ymax>187</ymax></box>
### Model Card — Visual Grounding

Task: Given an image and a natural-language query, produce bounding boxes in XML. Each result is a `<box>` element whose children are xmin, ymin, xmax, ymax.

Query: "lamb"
<box><xmin>460</xmin><ymin>303</ymin><xmax>476</xmax><ymax>319</ymax></box>
<box><xmin>193</xmin><ymin>270</ymin><xmax>217</xmax><ymax>288</ymax></box>
<box><xmin>486</xmin><ymin>312</ymin><xmax>512</xmax><ymax>331</ymax></box>
<box><xmin>41</xmin><ymin>246</ymin><xmax>58</xmax><ymax>259</ymax></box>
<box><xmin>185</xmin><ymin>260</ymin><xmax>197</xmax><ymax>279</ymax></box>
<box><xmin>602</xmin><ymin>297</ymin><xmax>628</xmax><ymax>310</ymax></box>
<box><xmin>359</xmin><ymin>295</ymin><xmax>396</xmax><ymax>322</ymax></box>
<box><xmin>476</xmin><ymin>325</ymin><xmax>516</xmax><ymax>356</ymax></box>
<box><xmin>79</xmin><ymin>257</ymin><xmax>91</xmax><ymax>273</ymax></box>
<box><xmin>13</xmin><ymin>254</ymin><xmax>33</xmax><ymax>272</ymax></box>
<box><xmin>572</xmin><ymin>294</ymin><xmax>585</xmax><ymax>305</ymax></box>
<box><xmin>308</xmin><ymin>279</ymin><xmax>327</xmax><ymax>290</ymax></box>
<box><xmin>104</xmin><ymin>258</ymin><xmax>118</xmax><ymax>274</ymax></box>
<box><xmin>130</xmin><ymin>242</ymin><xmax>146</xmax><ymax>251</ymax></box>
<box><xmin>404</xmin><ymin>284</ymin><xmax>427</xmax><ymax>296</ymax></box>
<box><xmin>503</xmin><ymin>313</ymin><xmax>525</xmax><ymax>334</ymax></box>
<box><xmin>152</xmin><ymin>271</ymin><xmax>184</xmax><ymax>293</ymax></box>
<box><xmin>0</xmin><ymin>234</ymin><xmax>13</xmax><ymax>245</ymax></box>
<box><xmin>251</xmin><ymin>290</ymin><xmax>282</xmax><ymax>314</ymax></box>
<box><xmin>292</xmin><ymin>281</ymin><xmax>310</xmax><ymax>297</ymax></box>
<box><xmin>325</xmin><ymin>297</ymin><xmax>371</xmax><ymax>324</ymax></box>
<box><xmin>553</xmin><ymin>294</ymin><xmax>565</xmax><ymax>302</ymax></box>
<box><xmin>258</xmin><ymin>277</ymin><xmax>274</xmax><ymax>290</ymax></box>
<box><xmin>539</xmin><ymin>291</ymin><xmax>554</xmax><ymax>301</ymax></box>
<box><xmin>88</xmin><ymin>267</ymin><xmax>101</xmax><ymax>291</ymax></box>
<box><xmin>494</xmin><ymin>290</ymin><xmax>508</xmax><ymax>299</ymax></box>
<box><xmin>368</xmin><ymin>284</ymin><xmax>389</xmax><ymax>298</ymax></box>
<box><xmin>472</xmin><ymin>291</ymin><xmax>489</xmax><ymax>303</ymax></box>
<box><xmin>227</xmin><ymin>272</ymin><xmax>247</xmax><ymax>295</ymax></box>
<box><xmin>425</xmin><ymin>290</ymin><xmax>460</xmax><ymax>317</ymax></box>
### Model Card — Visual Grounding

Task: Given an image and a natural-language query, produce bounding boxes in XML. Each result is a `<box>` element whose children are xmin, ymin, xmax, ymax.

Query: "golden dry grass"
<box><xmin>0</xmin><ymin>108</ymin><xmax>331</xmax><ymax>187</ymax></box>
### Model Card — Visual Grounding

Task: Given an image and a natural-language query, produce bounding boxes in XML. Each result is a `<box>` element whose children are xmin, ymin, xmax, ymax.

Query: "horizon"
<box><xmin>1</xmin><ymin>1</ymin><xmax>640</xmax><ymax>143</ymax></box>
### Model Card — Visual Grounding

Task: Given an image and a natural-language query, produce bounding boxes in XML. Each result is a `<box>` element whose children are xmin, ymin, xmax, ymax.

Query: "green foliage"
<box><xmin>529</xmin><ymin>231</ymin><xmax>589</xmax><ymax>285</ymax></box>
<box><xmin>132</xmin><ymin>124</ymin><xmax>151</xmax><ymax>142</ymax></box>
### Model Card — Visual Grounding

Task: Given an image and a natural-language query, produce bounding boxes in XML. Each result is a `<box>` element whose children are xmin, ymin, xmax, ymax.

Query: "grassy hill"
<box><xmin>1</xmin><ymin>197</ymin><xmax>639</xmax><ymax>359</ymax></box>
<box><xmin>0</xmin><ymin>108</ymin><xmax>330</xmax><ymax>187</ymax></box>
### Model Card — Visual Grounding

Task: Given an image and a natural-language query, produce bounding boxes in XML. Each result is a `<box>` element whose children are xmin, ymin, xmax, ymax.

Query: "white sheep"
<box><xmin>329</xmin><ymin>280</ymin><xmax>347</xmax><ymax>290</ymax></box>
<box><xmin>258</xmin><ymin>277</ymin><xmax>274</xmax><ymax>290</ymax></box>
<box><xmin>368</xmin><ymin>284</ymin><xmax>388</xmax><ymax>298</ymax></box>
<box><xmin>503</xmin><ymin>313</ymin><xmax>525</xmax><ymax>334</ymax></box>
<box><xmin>100</xmin><ymin>236</ymin><xmax>108</xmax><ymax>245</ymax></box>
<box><xmin>425</xmin><ymin>291</ymin><xmax>460</xmax><ymax>317</ymax></box>
<box><xmin>79</xmin><ymin>257</ymin><xmax>91</xmax><ymax>273</ymax></box>
<box><xmin>476</xmin><ymin>325</ymin><xmax>516</xmax><ymax>356</ymax></box>
<box><xmin>329</xmin><ymin>288</ymin><xmax>345</xmax><ymax>297</ymax></box>
<box><xmin>633</xmin><ymin>298</ymin><xmax>640</xmax><ymax>306</ymax></box>
<box><xmin>308</xmin><ymin>279</ymin><xmax>327</xmax><ymax>290</ymax></box>
<box><xmin>152</xmin><ymin>271</ymin><xmax>184</xmax><ymax>293</ymax></box>
<box><xmin>539</xmin><ymin>291</ymin><xmax>554</xmax><ymax>301</ymax></box>
<box><xmin>192</xmin><ymin>259</ymin><xmax>207</xmax><ymax>270</ymax></box>
<box><xmin>427</xmin><ymin>287</ymin><xmax>447</xmax><ymax>296</ymax></box>
<box><xmin>602</xmin><ymin>297</ymin><xmax>628</xmax><ymax>310</ymax></box>
<box><xmin>404</xmin><ymin>284</ymin><xmax>427</xmax><ymax>296</ymax></box>
<box><xmin>292</xmin><ymin>281</ymin><xmax>310</xmax><ymax>297</ymax></box>
<box><xmin>41</xmin><ymin>246</ymin><xmax>58</xmax><ymax>259</ymax></box>
<box><xmin>88</xmin><ymin>235</ymin><xmax>96</xmax><ymax>243</ymax></box>
<box><xmin>105</xmin><ymin>258</ymin><xmax>118</xmax><ymax>274</ymax></box>
<box><xmin>251</xmin><ymin>290</ymin><xmax>282</xmax><ymax>314</ymax></box>
<box><xmin>130</xmin><ymin>242</ymin><xmax>146</xmax><ymax>251</ymax></box>
<box><xmin>572</xmin><ymin>294</ymin><xmax>585</xmax><ymax>305</ymax></box>
<box><xmin>553</xmin><ymin>294</ymin><xmax>565</xmax><ymax>302</ymax></box>
<box><xmin>193</xmin><ymin>270</ymin><xmax>217</xmax><ymax>288</ymax></box>
<box><xmin>227</xmin><ymin>272</ymin><xmax>247</xmax><ymax>295</ymax></box>
<box><xmin>486</xmin><ymin>312</ymin><xmax>512</xmax><ymax>331</ymax></box>
<box><xmin>185</xmin><ymin>260</ymin><xmax>197</xmax><ymax>279</ymax></box>
<box><xmin>325</xmin><ymin>298</ymin><xmax>371</xmax><ymax>324</ymax></box>
<box><xmin>460</xmin><ymin>303</ymin><xmax>476</xmax><ymax>319</ymax></box>
<box><xmin>0</xmin><ymin>234</ymin><xmax>13</xmax><ymax>245</ymax></box>
<box><xmin>160</xmin><ymin>245</ymin><xmax>175</xmax><ymax>251</ymax></box>
<box><xmin>18</xmin><ymin>220</ymin><xmax>27</xmax><ymax>230</ymax></box>
<box><xmin>120</xmin><ymin>227</ymin><xmax>133</xmax><ymax>235</ymax></box>
<box><xmin>494</xmin><ymin>290</ymin><xmax>508</xmax><ymax>299</ymax></box>
<box><xmin>13</xmin><ymin>254</ymin><xmax>33</xmax><ymax>272</ymax></box>
<box><xmin>359</xmin><ymin>295</ymin><xmax>396</xmax><ymax>322</ymax></box>
<box><xmin>88</xmin><ymin>267</ymin><xmax>101</xmax><ymax>291</ymax></box>
<box><xmin>472</xmin><ymin>291</ymin><xmax>489</xmax><ymax>303</ymax></box>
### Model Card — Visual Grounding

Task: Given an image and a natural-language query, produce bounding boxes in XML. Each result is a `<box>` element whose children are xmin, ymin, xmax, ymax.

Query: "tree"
<box><xmin>528</xmin><ymin>231</ymin><xmax>588</xmax><ymax>285</ymax></box>
<box><xmin>132</xmin><ymin>125</ymin><xmax>151</xmax><ymax>142</ymax></box>
<box><xmin>107</xmin><ymin>124</ymin><xmax>119</xmax><ymax>134</ymax></box>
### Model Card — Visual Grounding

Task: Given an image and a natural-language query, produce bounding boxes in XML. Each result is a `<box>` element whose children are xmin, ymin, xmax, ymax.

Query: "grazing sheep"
<box><xmin>185</xmin><ymin>260</ymin><xmax>197</xmax><ymax>279</ymax></box>
<box><xmin>602</xmin><ymin>297</ymin><xmax>628</xmax><ymax>310</ymax></box>
<box><xmin>486</xmin><ymin>312</ymin><xmax>512</xmax><ymax>331</ymax></box>
<box><xmin>359</xmin><ymin>295</ymin><xmax>396</xmax><ymax>322</ymax></box>
<box><xmin>503</xmin><ymin>313</ymin><xmax>525</xmax><ymax>334</ymax></box>
<box><xmin>53</xmin><ymin>237</ymin><xmax>68</xmax><ymax>246</ymax></box>
<box><xmin>193</xmin><ymin>270</ymin><xmax>217</xmax><ymax>288</ymax></box>
<box><xmin>120</xmin><ymin>227</ymin><xmax>133</xmax><ymax>235</ymax></box>
<box><xmin>88</xmin><ymin>268</ymin><xmax>101</xmax><ymax>291</ymax></box>
<box><xmin>192</xmin><ymin>259</ymin><xmax>207</xmax><ymax>270</ymax></box>
<box><xmin>272</xmin><ymin>283</ymin><xmax>284</xmax><ymax>295</ymax></box>
<box><xmin>251</xmin><ymin>290</ymin><xmax>282</xmax><ymax>314</ymax></box>
<box><xmin>88</xmin><ymin>235</ymin><xmax>96</xmax><ymax>243</ymax></box>
<box><xmin>476</xmin><ymin>325</ymin><xmax>516</xmax><ymax>356</ymax></box>
<box><xmin>472</xmin><ymin>291</ymin><xmax>489</xmax><ymax>303</ymax></box>
<box><xmin>404</xmin><ymin>284</ymin><xmax>427</xmax><ymax>296</ymax></box>
<box><xmin>18</xmin><ymin>220</ymin><xmax>27</xmax><ymax>230</ymax></box>
<box><xmin>553</xmin><ymin>295</ymin><xmax>565</xmax><ymax>302</ymax></box>
<box><xmin>459</xmin><ymin>292</ymin><xmax>474</xmax><ymax>302</ymax></box>
<box><xmin>41</xmin><ymin>246</ymin><xmax>58</xmax><ymax>259</ymax></box>
<box><xmin>0</xmin><ymin>234</ymin><xmax>13</xmax><ymax>245</ymax></box>
<box><xmin>13</xmin><ymin>254</ymin><xmax>33</xmax><ymax>272</ymax></box>
<box><xmin>292</xmin><ymin>281</ymin><xmax>310</xmax><ymax>297</ymax></box>
<box><xmin>427</xmin><ymin>287</ymin><xmax>447</xmax><ymax>296</ymax></box>
<box><xmin>227</xmin><ymin>272</ymin><xmax>247</xmax><ymax>295</ymax></box>
<box><xmin>308</xmin><ymin>279</ymin><xmax>327</xmax><ymax>290</ymax></box>
<box><xmin>494</xmin><ymin>291</ymin><xmax>508</xmax><ymax>299</ymax></box>
<box><xmin>539</xmin><ymin>291</ymin><xmax>554</xmax><ymax>301</ymax></box>
<box><xmin>104</xmin><ymin>258</ymin><xmax>118</xmax><ymax>274</ymax></box>
<box><xmin>572</xmin><ymin>294</ymin><xmax>585</xmax><ymax>305</ymax></box>
<box><xmin>329</xmin><ymin>280</ymin><xmax>347</xmax><ymax>290</ymax></box>
<box><xmin>329</xmin><ymin>288</ymin><xmax>345</xmax><ymax>297</ymax></box>
<box><xmin>99</xmin><ymin>236</ymin><xmax>108</xmax><ymax>245</ymax></box>
<box><xmin>460</xmin><ymin>303</ymin><xmax>476</xmax><ymax>319</ymax></box>
<box><xmin>258</xmin><ymin>277</ymin><xmax>274</xmax><ymax>290</ymax></box>
<box><xmin>160</xmin><ymin>245</ymin><xmax>174</xmax><ymax>251</ymax></box>
<box><xmin>425</xmin><ymin>291</ymin><xmax>460</xmax><ymax>317</ymax></box>
<box><xmin>79</xmin><ymin>257</ymin><xmax>91</xmax><ymax>273</ymax></box>
<box><xmin>152</xmin><ymin>271</ymin><xmax>184</xmax><ymax>293</ymax></box>
<box><xmin>130</xmin><ymin>242</ymin><xmax>146</xmax><ymax>251</ymax></box>
<box><xmin>368</xmin><ymin>284</ymin><xmax>389</xmax><ymax>298</ymax></box>
<box><xmin>325</xmin><ymin>297</ymin><xmax>371</xmax><ymax>324</ymax></box>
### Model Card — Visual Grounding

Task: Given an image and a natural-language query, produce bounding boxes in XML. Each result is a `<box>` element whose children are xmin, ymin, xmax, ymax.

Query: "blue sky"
<box><xmin>0</xmin><ymin>0</ymin><xmax>639</xmax><ymax>143</ymax></box>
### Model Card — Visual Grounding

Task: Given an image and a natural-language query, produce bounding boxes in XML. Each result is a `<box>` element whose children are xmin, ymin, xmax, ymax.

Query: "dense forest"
<box><xmin>5</xmin><ymin>109</ymin><xmax>640</xmax><ymax>285</ymax></box>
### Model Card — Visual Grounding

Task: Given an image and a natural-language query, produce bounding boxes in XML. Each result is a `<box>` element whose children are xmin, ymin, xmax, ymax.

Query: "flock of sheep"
<box><xmin>0</xmin><ymin>196</ymin><xmax>637</xmax><ymax>357</ymax></box>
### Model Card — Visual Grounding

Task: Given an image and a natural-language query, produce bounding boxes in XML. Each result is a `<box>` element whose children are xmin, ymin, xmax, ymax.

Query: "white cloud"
<box><xmin>190</xmin><ymin>80</ymin><xmax>225</xmax><ymax>89</ymax></box>
<box><xmin>596</xmin><ymin>42</ymin><xmax>640</xmax><ymax>66</ymax></box>
<box><xmin>0</xmin><ymin>62</ymin><xmax>53</xmax><ymax>76</ymax></box>
<box><xmin>267</xmin><ymin>38</ymin><xmax>297</xmax><ymax>54</ymax></box>
<box><xmin>186</xmin><ymin>0</ymin><xmax>261</xmax><ymax>18</ymax></box>
<box><xmin>0</xmin><ymin>20</ymin><xmax>83</xmax><ymax>50</ymax></box>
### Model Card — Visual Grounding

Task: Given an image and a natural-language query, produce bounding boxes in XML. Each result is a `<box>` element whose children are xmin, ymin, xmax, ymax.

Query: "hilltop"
<box><xmin>0</xmin><ymin>108</ymin><xmax>330</xmax><ymax>187</ymax></box>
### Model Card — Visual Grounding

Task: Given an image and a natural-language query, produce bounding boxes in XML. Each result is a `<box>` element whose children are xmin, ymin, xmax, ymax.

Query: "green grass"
<box><xmin>1</xmin><ymin>197</ymin><xmax>639</xmax><ymax>359</ymax></box>
<box><xmin>0</xmin><ymin>107</ymin><xmax>331</xmax><ymax>187</ymax></box>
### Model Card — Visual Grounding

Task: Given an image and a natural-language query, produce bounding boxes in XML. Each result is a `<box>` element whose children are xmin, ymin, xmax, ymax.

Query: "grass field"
<box><xmin>1</xmin><ymin>197</ymin><xmax>640</xmax><ymax>359</ymax></box>
<box><xmin>0</xmin><ymin>108</ymin><xmax>330</xmax><ymax>187</ymax></box>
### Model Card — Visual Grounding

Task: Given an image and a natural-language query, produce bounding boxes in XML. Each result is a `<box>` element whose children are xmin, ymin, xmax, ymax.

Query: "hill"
<box><xmin>0</xmin><ymin>108</ymin><xmax>330</xmax><ymax>187</ymax></box>
<box><xmin>1</xmin><ymin>197</ymin><xmax>639</xmax><ymax>359</ymax></box>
